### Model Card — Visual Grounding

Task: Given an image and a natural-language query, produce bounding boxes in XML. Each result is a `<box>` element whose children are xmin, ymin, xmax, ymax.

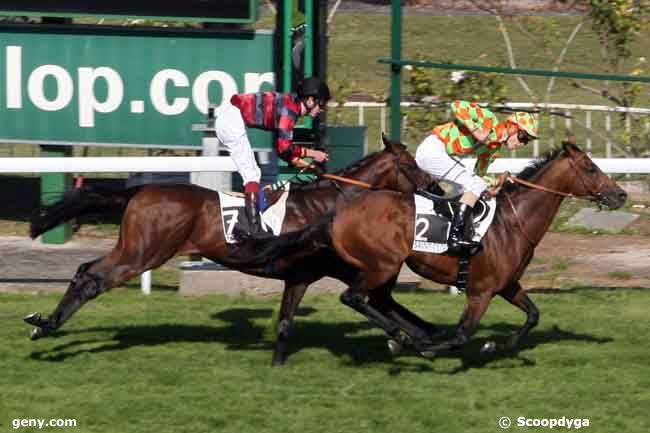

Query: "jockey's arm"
<box><xmin>475</xmin><ymin>151</ymin><xmax>498</xmax><ymax>186</ymax></box>
<box><xmin>277</xmin><ymin>112</ymin><xmax>329</xmax><ymax>166</ymax></box>
<box><xmin>450</xmin><ymin>100</ymin><xmax>498</xmax><ymax>144</ymax></box>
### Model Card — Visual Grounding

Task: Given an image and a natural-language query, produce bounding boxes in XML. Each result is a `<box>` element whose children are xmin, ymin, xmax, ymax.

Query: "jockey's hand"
<box><xmin>305</xmin><ymin>148</ymin><xmax>329</xmax><ymax>163</ymax></box>
<box><xmin>495</xmin><ymin>171</ymin><xmax>512</xmax><ymax>188</ymax></box>
<box><xmin>485</xmin><ymin>172</ymin><xmax>511</xmax><ymax>198</ymax></box>
<box><xmin>291</xmin><ymin>158</ymin><xmax>325</xmax><ymax>175</ymax></box>
<box><xmin>472</xmin><ymin>128</ymin><xmax>491</xmax><ymax>144</ymax></box>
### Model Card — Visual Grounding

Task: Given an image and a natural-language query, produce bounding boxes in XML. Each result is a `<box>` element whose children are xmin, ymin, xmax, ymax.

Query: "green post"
<box><xmin>283</xmin><ymin>0</ymin><xmax>293</xmax><ymax>92</ymax></box>
<box><xmin>40</xmin><ymin>146</ymin><xmax>72</xmax><ymax>244</ymax></box>
<box><xmin>390</xmin><ymin>0</ymin><xmax>402</xmax><ymax>141</ymax></box>
<box><xmin>303</xmin><ymin>0</ymin><xmax>314</xmax><ymax>128</ymax></box>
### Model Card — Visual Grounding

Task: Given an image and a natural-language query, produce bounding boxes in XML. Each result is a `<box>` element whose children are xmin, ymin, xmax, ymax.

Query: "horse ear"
<box><xmin>381</xmin><ymin>132</ymin><xmax>404</xmax><ymax>154</ymax></box>
<box><xmin>561</xmin><ymin>131</ymin><xmax>580</xmax><ymax>154</ymax></box>
<box><xmin>381</xmin><ymin>132</ymin><xmax>392</xmax><ymax>150</ymax></box>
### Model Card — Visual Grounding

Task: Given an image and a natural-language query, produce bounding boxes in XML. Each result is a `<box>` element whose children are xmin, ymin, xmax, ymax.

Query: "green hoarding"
<box><xmin>0</xmin><ymin>25</ymin><xmax>274</xmax><ymax>148</ymax></box>
<box><xmin>0</xmin><ymin>0</ymin><xmax>258</xmax><ymax>24</ymax></box>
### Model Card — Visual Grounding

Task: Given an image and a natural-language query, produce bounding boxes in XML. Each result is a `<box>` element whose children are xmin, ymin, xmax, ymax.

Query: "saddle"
<box><xmin>411</xmin><ymin>182</ymin><xmax>495</xmax><ymax>255</ymax></box>
<box><xmin>219</xmin><ymin>184</ymin><xmax>291</xmax><ymax>244</ymax></box>
<box><xmin>413</xmin><ymin>181</ymin><xmax>497</xmax><ymax>293</ymax></box>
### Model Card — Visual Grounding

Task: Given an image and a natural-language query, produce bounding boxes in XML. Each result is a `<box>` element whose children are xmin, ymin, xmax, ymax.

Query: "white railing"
<box><xmin>330</xmin><ymin>101</ymin><xmax>650</xmax><ymax>158</ymax></box>
<box><xmin>0</xmin><ymin>156</ymin><xmax>237</xmax><ymax>173</ymax></box>
<box><xmin>1</xmin><ymin>156</ymin><xmax>647</xmax><ymax>175</ymax></box>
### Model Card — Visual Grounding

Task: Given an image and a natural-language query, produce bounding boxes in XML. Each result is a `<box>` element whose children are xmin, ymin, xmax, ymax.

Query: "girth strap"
<box><xmin>455</xmin><ymin>255</ymin><xmax>470</xmax><ymax>294</ymax></box>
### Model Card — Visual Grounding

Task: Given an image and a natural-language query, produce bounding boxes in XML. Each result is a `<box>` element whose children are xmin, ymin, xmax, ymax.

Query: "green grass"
<box><xmin>550</xmin><ymin>257</ymin><xmax>570</xmax><ymax>272</ymax></box>
<box><xmin>607</xmin><ymin>271</ymin><xmax>633</xmax><ymax>280</ymax></box>
<box><xmin>324</xmin><ymin>14</ymin><xmax>650</xmax><ymax>153</ymax></box>
<box><xmin>1</xmin><ymin>288</ymin><xmax>649</xmax><ymax>433</ymax></box>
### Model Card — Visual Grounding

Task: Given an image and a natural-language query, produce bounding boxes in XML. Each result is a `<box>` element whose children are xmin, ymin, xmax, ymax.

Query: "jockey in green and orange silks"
<box><xmin>416</xmin><ymin>100</ymin><xmax>539</xmax><ymax>253</ymax></box>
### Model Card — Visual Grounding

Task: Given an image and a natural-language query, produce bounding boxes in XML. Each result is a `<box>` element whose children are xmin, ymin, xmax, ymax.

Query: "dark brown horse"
<box><xmin>270</xmin><ymin>140</ymin><xmax>628</xmax><ymax>357</ymax></box>
<box><xmin>23</xmin><ymin>135</ymin><xmax>432</xmax><ymax>353</ymax></box>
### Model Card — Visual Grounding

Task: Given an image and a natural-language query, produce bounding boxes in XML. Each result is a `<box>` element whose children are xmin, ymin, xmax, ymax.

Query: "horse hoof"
<box><xmin>30</xmin><ymin>327</ymin><xmax>43</xmax><ymax>341</ymax></box>
<box><xmin>24</xmin><ymin>312</ymin><xmax>43</xmax><ymax>327</ymax></box>
<box><xmin>419</xmin><ymin>349</ymin><xmax>436</xmax><ymax>358</ymax></box>
<box><xmin>387</xmin><ymin>338</ymin><xmax>403</xmax><ymax>355</ymax></box>
<box><xmin>480</xmin><ymin>341</ymin><xmax>497</xmax><ymax>353</ymax></box>
<box><xmin>271</xmin><ymin>355</ymin><xmax>286</xmax><ymax>367</ymax></box>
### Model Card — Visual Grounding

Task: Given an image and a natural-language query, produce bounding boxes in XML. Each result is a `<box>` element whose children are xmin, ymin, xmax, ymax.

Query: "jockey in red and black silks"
<box><xmin>213</xmin><ymin>77</ymin><xmax>330</xmax><ymax>235</ymax></box>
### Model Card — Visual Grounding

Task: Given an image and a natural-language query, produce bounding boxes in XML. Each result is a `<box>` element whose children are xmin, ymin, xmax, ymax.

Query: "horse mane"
<box><xmin>499</xmin><ymin>147</ymin><xmax>564</xmax><ymax>195</ymax></box>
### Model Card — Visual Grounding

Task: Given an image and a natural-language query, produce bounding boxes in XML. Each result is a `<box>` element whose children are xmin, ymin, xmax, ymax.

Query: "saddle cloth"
<box><xmin>218</xmin><ymin>184</ymin><xmax>291</xmax><ymax>244</ymax></box>
<box><xmin>412</xmin><ymin>193</ymin><xmax>496</xmax><ymax>254</ymax></box>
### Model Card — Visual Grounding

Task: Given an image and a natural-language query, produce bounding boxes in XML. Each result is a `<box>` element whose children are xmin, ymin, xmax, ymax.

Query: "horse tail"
<box><xmin>227</xmin><ymin>212</ymin><xmax>334</xmax><ymax>267</ymax></box>
<box><xmin>30</xmin><ymin>185</ymin><xmax>141</xmax><ymax>239</ymax></box>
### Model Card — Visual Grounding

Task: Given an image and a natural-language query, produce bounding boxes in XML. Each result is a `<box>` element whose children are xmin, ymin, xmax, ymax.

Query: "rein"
<box><xmin>509</xmin><ymin>176</ymin><xmax>575</xmax><ymax>198</ymax></box>
<box><xmin>502</xmin><ymin>152</ymin><xmax>606</xmax><ymax>247</ymax></box>
<box><xmin>320</xmin><ymin>173</ymin><xmax>372</xmax><ymax>189</ymax></box>
<box><xmin>304</xmin><ymin>148</ymin><xmax>422</xmax><ymax>191</ymax></box>
<box><xmin>507</xmin><ymin>153</ymin><xmax>605</xmax><ymax>202</ymax></box>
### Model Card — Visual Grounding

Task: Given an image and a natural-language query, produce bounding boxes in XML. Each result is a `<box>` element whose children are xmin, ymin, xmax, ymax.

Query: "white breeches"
<box><xmin>213</xmin><ymin>103</ymin><xmax>261</xmax><ymax>185</ymax></box>
<box><xmin>415</xmin><ymin>134</ymin><xmax>488</xmax><ymax>198</ymax></box>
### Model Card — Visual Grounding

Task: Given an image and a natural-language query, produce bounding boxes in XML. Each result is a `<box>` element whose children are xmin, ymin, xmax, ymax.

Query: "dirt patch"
<box><xmin>523</xmin><ymin>233</ymin><xmax>650</xmax><ymax>289</ymax></box>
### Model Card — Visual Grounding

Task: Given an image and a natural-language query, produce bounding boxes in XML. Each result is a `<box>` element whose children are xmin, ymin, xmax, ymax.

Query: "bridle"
<box><xmin>508</xmin><ymin>153</ymin><xmax>607</xmax><ymax>203</ymax></box>
<box><xmin>504</xmin><ymin>151</ymin><xmax>609</xmax><ymax>247</ymax></box>
<box><xmin>392</xmin><ymin>149</ymin><xmax>427</xmax><ymax>192</ymax></box>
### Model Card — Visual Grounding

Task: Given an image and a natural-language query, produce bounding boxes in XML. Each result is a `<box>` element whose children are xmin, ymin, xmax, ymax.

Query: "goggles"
<box><xmin>517</xmin><ymin>130</ymin><xmax>533</xmax><ymax>144</ymax></box>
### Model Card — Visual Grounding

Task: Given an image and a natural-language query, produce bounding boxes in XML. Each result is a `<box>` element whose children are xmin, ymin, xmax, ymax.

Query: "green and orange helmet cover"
<box><xmin>507</xmin><ymin>112</ymin><xmax>539</xmax><ymax>138</ymax></box>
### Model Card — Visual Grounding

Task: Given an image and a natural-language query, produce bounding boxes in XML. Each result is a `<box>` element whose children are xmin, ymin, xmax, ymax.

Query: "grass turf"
<box><xmin>0</xmin><ymin>288</ymin><xmax>648</xmax><ymax>433</ymax></box>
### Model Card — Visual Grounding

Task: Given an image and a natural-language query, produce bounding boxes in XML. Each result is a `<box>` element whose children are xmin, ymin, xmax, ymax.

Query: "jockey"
<box><xmin>415</xmin><ymin>100</ymin><xmax>539</xmax><ymax>253</ymax></box>
<box><xmin>214</xmin><ymin>77</ymin><xmax>330</xmax><ymax>234</ymax></box>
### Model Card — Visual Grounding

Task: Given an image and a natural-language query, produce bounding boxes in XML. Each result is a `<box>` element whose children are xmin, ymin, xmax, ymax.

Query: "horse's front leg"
<box><xmin>272</xmin><ymin>279</ymin><xmax>310</xmax><ymax>366</ymax></box>
<box><xmin>421</xmin><ymin>289</ymin><xmax>493</xmax><ymax>357</ymax></box>
<box><xmin>487</xmin><ymin>281</ymin><xmax>539</xmax><ymax>352</ymax></box>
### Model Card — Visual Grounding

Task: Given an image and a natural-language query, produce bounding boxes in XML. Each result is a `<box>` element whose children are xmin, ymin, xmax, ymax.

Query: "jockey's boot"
<box><xmin>448</xmin><ymin>203</ymin><xmax>480</xmax><ymax>253</ymax></box>
<box><xmin>244</xmin><ymin>191</ymin><xmax>263</xmax><ymax>236</ymax></box>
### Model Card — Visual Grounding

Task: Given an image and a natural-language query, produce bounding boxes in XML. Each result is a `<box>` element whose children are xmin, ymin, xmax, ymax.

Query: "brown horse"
<box><xmin>23</xmin><ymin>135</ymin><xmax>432</xmax><ymax>351</ymax></box>
<box><xmin>269</xmin><ymin>140</ymin><xmax>628</xmax><ymax>357</ymax></box>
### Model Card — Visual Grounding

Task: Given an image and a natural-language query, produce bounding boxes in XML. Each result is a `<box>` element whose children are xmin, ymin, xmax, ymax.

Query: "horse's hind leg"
<box><xmin>25</xmin><ymin>243</ymin><xmax>170</xmax><ymax>340</ymax></box>
<box><xmin>496</xmin><ymin>281</ymin><xmax>539</xmax><ymax>351</ymax></box>
<box><xmin>25</xmin><ymin>257</ymin><xmax>108</xmax><ymax>340</ymax></box>
<box><xmin>369</xmin><ymin>282</ymin><xmax>445</xmax><ymax>340</ymax></box>
<box><xmin>367</xmin><ymin>277</ymin><xmax>441</xmax><ymax>354</ymax></box>
<box><xmin>340</xmin><ymin>272</ymin><xmax>402</xmax><ymax>341</ymax></box>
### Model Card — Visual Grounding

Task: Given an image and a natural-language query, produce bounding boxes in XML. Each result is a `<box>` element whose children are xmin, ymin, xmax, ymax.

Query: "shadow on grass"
<box><xmin>27</xmin><ymin>306</ymin><xmax>613</xmax><ymax>373</ymax></box>
<box><xmin>440</xmin><ymin>323</ymin><xmax>612</xmax><ymax>375</ymax></box>
<box><xmin>527</xmin><ymin>285</ymin><xmax>650</xmax><ymax>294</ymax></box>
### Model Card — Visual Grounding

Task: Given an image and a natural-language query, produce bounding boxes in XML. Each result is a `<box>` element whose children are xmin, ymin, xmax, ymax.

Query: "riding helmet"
<box><xmin>297</xmin><ymin>77</ymin><xmax>331</xmax><ymax>104</ymax></box>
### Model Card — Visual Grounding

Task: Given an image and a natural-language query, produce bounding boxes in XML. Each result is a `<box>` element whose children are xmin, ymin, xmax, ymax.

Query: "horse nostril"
<box><xmin>618</xmin><ymin>191</ymin><xmax>628</xmax><ymax>201</ymax></box>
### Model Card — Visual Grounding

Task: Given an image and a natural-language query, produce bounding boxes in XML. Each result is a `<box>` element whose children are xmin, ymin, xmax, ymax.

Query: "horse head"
<box><xmin>559</xmin><ymin>138</ymin><xmax>627</xmax><ymax>209</ymax></box>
